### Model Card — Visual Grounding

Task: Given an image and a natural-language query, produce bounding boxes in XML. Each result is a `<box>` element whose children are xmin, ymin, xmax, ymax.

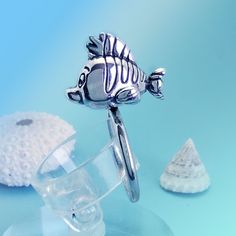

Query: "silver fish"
<box><xmin>67</xmin><ymin>32</ymin><xmax>165</xmax><ymax>109</ymax></box>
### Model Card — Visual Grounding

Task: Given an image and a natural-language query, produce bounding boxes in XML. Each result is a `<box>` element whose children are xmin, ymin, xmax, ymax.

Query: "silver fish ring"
<box><xmin>66</xmin><ymin>33</ymin><xmax>165</xmax><ymax>202</ymax></box>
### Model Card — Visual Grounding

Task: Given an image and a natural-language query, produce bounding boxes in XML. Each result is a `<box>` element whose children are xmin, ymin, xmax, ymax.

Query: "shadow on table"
<box><xmin>161</xmin><ymin>187</ymin><xmax>210</xmax><ymax>198</ymax></box>
<box><xmin>0</xmin><ymin>183</ymin><xmax>36</xmax><ymax>196</ymax></box>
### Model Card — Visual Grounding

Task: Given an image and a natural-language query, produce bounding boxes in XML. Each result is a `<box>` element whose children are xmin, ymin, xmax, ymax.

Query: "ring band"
<box><xmin>108</xmin><ymin>107</ymin><xmax>140</xmax><ymax>202</ymax></box>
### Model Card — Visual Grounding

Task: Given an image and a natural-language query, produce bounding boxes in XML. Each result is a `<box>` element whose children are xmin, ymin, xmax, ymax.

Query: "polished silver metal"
<box><xmin>67</xmin><ymin>33</ymin><xmax>165</xmax><ymax>109</ymax></box>
<box><xmin>66</xmin><ymin>32</ymin><xmax>165</xmax><ymax>202</ymax></box>
<box><xmin>108</xmin><ymin>107</ymin><xmax>139</xmax><ymax>202</ymax></box>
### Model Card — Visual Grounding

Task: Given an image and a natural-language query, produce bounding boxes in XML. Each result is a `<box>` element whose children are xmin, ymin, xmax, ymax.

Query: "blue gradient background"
<box><xmin>0</xmin><ymin>0</ymin><xmax>236</xmax><ymax>235</ymax></box>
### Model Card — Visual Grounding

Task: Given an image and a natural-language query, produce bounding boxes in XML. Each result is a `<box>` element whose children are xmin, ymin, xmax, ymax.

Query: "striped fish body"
<box><xmin>83</xmin><ymin>56</ymin><xmax>147</xmax><ymax>108</ymax></box>
<box><xmin>104</xmin><ymin>56</ymin><xmax>147</xmax><ymax>94</ymax></box>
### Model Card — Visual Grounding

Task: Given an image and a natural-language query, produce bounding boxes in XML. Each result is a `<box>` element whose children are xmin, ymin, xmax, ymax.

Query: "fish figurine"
<box><xmin>66</xmin><ymin>32</ymin><xmax>165</xmax><ymax>109</ymax></box>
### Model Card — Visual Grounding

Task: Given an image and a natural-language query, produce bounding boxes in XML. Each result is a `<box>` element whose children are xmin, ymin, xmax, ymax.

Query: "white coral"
<box><xmin>0</xmin><ymin>112</ymin><xmax>75</xmax><ymax>187</ymax></box>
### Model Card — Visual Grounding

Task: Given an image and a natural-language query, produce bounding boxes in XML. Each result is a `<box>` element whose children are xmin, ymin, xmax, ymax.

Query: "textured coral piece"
<box><xmin>160</xmin><ymin>138</ymin><xmax>210</xmax><ymax>193</ymax></box>
<box><xmin>0</xmin><ymin>112</ymin><xmax>75</xmax><ymax>187</ymax></box>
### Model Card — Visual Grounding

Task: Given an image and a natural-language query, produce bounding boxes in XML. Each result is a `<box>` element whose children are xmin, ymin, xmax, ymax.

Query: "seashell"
<box><xmin>0</xmin><ymin>112</ymin><xmax>75</xmax><ymax>187</ymax></box>
<box><xmin>160</xmin><ymin>138</ymin><xmax>210</xmax><ymax>193</ymax></box>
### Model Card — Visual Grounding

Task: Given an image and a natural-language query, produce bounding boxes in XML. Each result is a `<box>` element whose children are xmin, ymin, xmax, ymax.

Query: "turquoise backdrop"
<box><xmin>0</xmin><ymin>0</ymin><xmax>236</xmax><ymax>235</ymax></box>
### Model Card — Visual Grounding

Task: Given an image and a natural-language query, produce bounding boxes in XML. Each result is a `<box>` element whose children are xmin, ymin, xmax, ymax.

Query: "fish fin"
<box><xmin>86</xmin><ymin>36</ymin><xmax>104</xmax><ymax>59</ymax></box>
<box><xmin>116</xmin><ymin>87</ymin><xmax>141</xmax><ymax>104</ymax></box>
<box><xmin>87</xmin><ymin>33</ymin><xmax>136</xmax><ymax>62</ymax></box>
<box><xmin>146</xmin><ymin>68</ymin><xmax>165</xmax><ymax>99</ymax></box>
<box><xmin>106</xmin><ymin>33</ymin><xmax>135</xmax><ymax>62</ymax></box>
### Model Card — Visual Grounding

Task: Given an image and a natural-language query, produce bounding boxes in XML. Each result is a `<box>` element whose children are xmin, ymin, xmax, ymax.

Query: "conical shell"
<box><xmin>160</xmin><ymin>138</ymin><xmax>210</xmax><ymax>193</ymax></box>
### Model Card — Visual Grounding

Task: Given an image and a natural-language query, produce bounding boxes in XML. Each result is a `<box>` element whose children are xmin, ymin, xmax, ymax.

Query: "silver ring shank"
<box><xmin>107</xmin><ymin>107</ymin><xmax>140</xmax><ymax>202</ymax></box>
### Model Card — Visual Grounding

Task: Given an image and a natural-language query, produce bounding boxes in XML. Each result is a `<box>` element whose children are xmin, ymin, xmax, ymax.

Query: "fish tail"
<box><xmin>146</xmin><ymin>68</ymin><xmax>165</xmax><ymax>99</ymax></box>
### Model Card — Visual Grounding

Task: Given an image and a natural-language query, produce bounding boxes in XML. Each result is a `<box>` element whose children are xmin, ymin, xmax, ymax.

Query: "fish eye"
<box><xmin>78</xmin><ymin>74</ymin><xmax>86</xmax><ymax>88</ymax></box>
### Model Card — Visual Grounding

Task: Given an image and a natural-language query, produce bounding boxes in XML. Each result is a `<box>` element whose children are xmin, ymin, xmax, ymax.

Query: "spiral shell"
<box><xmin>160</xmin><ymin>138</ymin><xmax>210</xmax><ymax>193</ymax></box>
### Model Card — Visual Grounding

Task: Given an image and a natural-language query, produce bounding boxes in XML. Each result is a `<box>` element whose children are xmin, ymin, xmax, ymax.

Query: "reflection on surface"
<box><xmin>3</xmin><ymin>203</ymin><xmax>174</xmax><ymax>236</ymax></box>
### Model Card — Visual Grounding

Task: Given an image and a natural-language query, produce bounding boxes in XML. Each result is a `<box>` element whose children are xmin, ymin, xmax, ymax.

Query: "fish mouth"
<box><xmin>66</xmin><ymin>87</ymin><xmax>83</xmax><ymax>104</ymax></box>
